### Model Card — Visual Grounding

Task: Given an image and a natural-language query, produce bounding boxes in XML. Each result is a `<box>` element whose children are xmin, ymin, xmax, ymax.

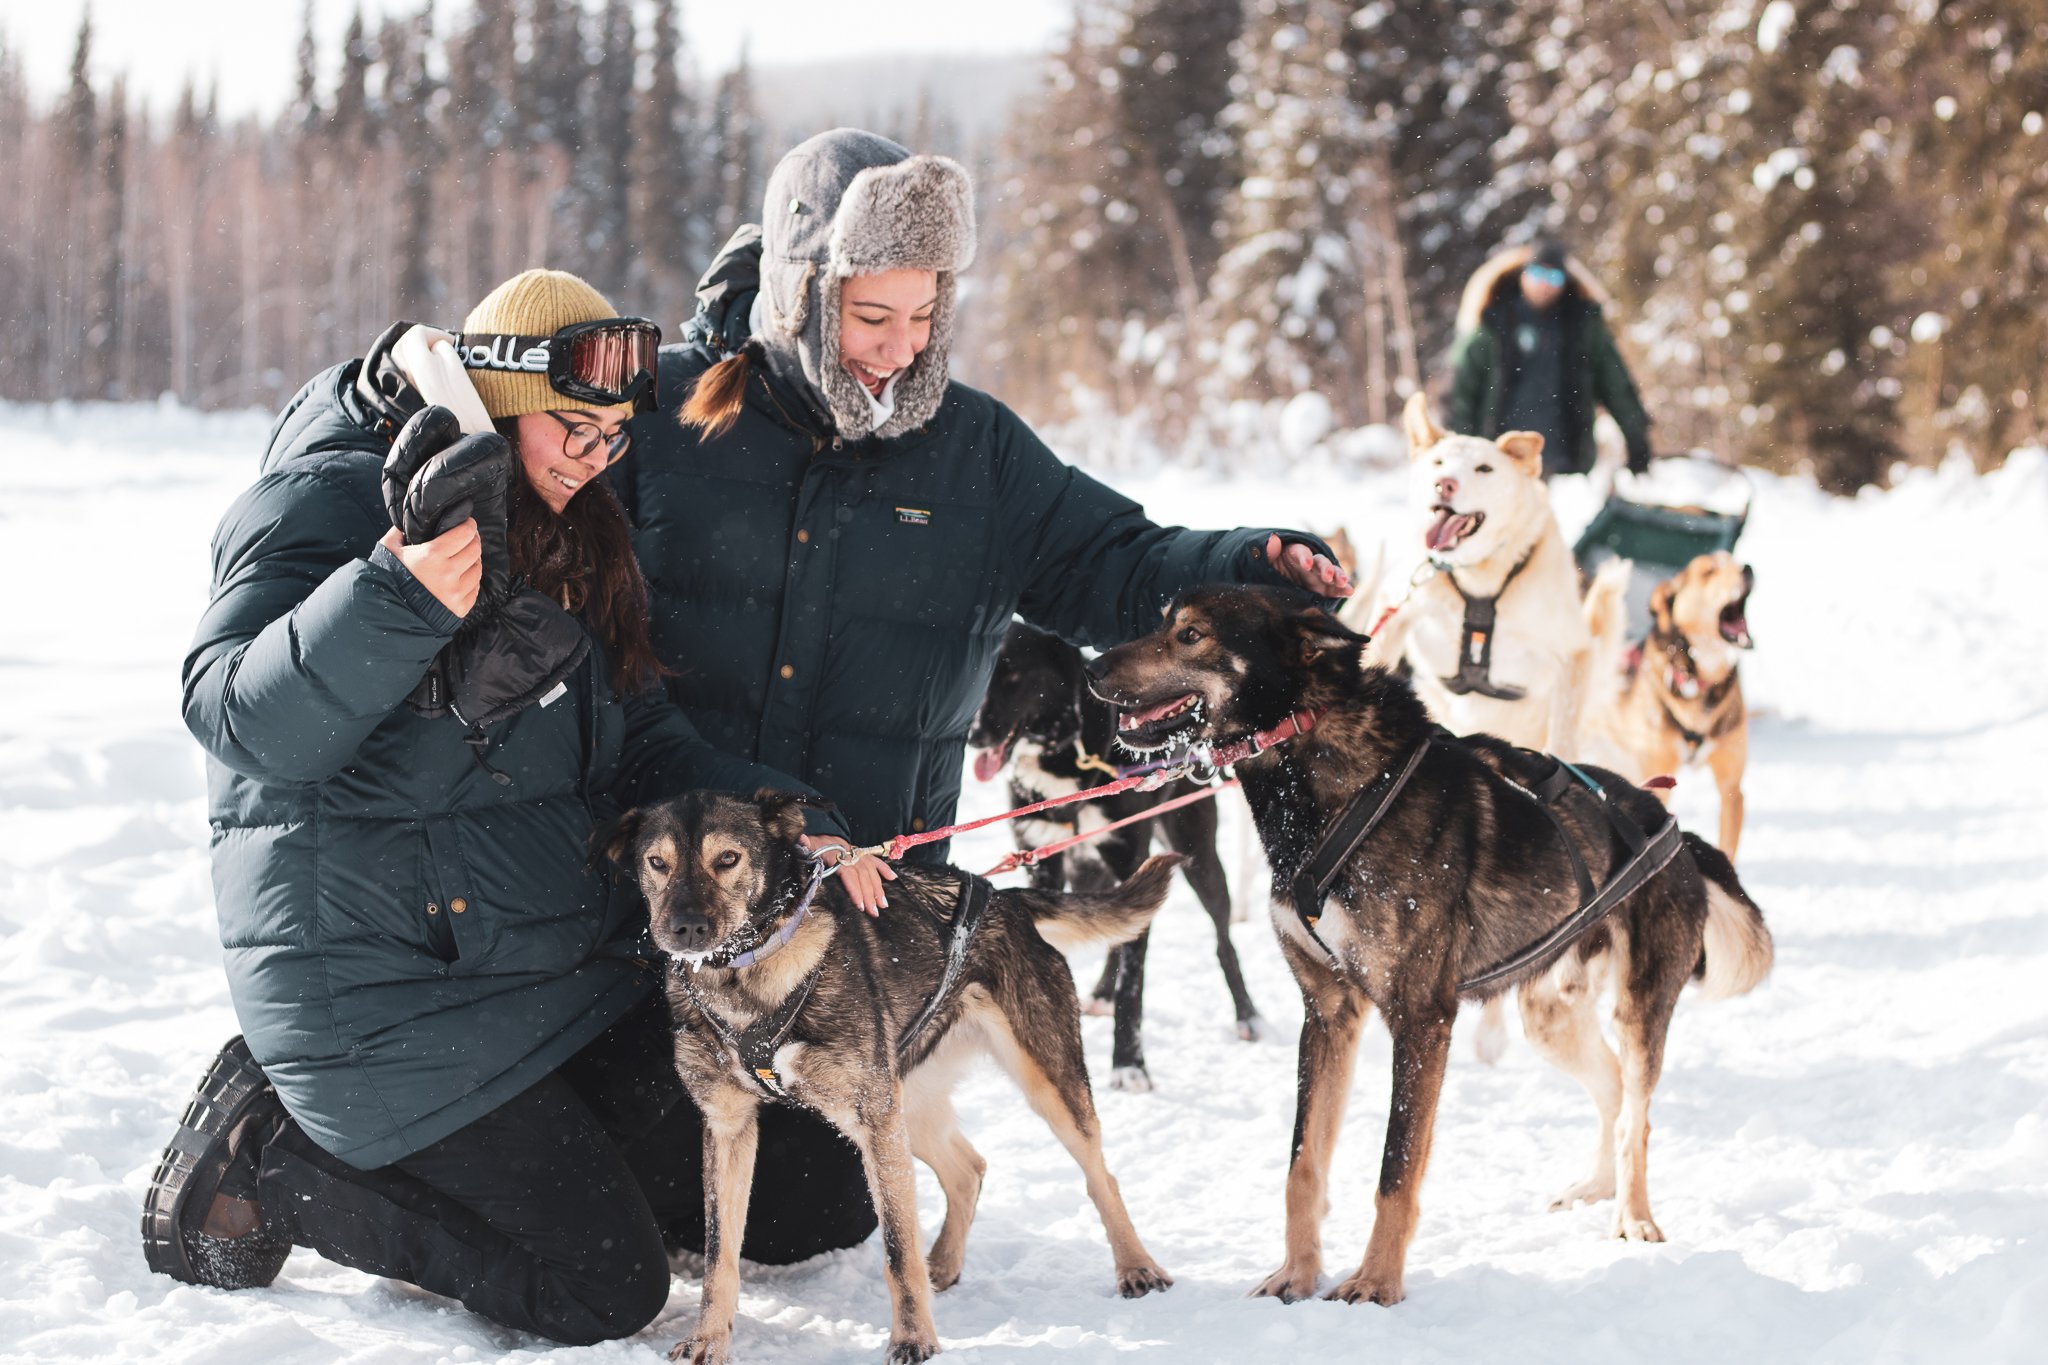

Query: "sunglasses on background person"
<box><xmin>1523</xmin><ymin>264</ymin><xmax>1569</xmax><ymax>289</ymax></box>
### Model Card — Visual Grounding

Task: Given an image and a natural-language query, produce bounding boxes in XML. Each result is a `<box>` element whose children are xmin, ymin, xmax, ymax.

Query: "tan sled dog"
<box><xmin>1580</xmin><ymin>552</ymin><xmax>1756</xmax><ymax>858</ymax></box>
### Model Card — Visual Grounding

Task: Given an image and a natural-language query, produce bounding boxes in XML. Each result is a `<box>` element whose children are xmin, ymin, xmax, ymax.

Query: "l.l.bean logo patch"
<box><xmin>896</xmin><ymin>506</ymin><xmax>932</xmax><ymax>526</ymax></box>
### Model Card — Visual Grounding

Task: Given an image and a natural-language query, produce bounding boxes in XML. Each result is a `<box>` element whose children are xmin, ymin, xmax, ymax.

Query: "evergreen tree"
<box><xmin>628</xmin><ymin>0</ymin><xmax>700</xmax><ymax>325</ymax></box>
<box><xmin>1208</xmin><ymin>0</ymin><xmax>1381</xmax><ymax>421</ymax></box>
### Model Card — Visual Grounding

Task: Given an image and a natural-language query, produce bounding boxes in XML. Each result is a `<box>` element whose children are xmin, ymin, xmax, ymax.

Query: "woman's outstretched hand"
<box><xmin>801</xmin><ymin>834</ymin><xmax>898</xmax><ymax>916</ymax></box>
<box><xmin>1265</xmin><ymin>532</ymin><xmax>1354</xmax><ymax>599</ymax></box>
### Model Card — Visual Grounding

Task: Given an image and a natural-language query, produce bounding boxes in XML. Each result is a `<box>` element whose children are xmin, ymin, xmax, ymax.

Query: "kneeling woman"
<box><xmin>142</xmin><ymin>270</ymin><xmax>880</xmax><ymax>1344</ymax></box>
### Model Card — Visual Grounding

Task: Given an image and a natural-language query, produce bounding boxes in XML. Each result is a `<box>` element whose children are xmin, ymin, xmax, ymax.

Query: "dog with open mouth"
<box><xmin>1580</xmin><ymin>551</ymin><xmax>1757</xmax><ymax>858</ymax></box>
<box><xmin>1089</xmin><ymin>585</ymin><xmax>1773</xmax><ymax>1307</ymax></box>
<box><xmin>596</xmin><ymin>789</ymin><xmax>1177</xmax><ymax>1365</ymax></box>
<box><xmin>1350</xmin><ymin>393</ymin><xmax>1606</xmax><ymax>756</ymax></box>
<box><xmin>968</xmin><ymin>621</ymin><xmax>1262</xmax><ymax>1091</ymax></box>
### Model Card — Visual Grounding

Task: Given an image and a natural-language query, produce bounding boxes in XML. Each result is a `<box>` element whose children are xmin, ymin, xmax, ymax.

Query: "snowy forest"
<box><xmin>3</xmin><ymin>0</ymin><xmax>2044</xmax><ymax>493</ymax></box>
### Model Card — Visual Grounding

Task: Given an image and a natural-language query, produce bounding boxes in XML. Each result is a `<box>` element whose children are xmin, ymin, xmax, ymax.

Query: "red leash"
<box><xmin>979</xmin><ymin>779</ymin><xmax>1240</xmax><ymax>876</ymax></box>
<box><xmin>828</xmin><ymin>710</ymin><xmax>1323</xmax><ymax>871</ymax></box>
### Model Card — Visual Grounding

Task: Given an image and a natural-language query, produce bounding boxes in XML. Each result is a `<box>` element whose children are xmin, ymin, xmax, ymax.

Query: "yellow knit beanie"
<box><xmin>461</xmin><ymin>268</ymin><xmax>619</xmax><ymax>419</ymax></box>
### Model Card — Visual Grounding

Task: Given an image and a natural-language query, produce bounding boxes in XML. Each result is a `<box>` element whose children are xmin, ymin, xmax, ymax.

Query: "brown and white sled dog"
<box><xmin>1089</xmin><ymin>586</ymin><xmax>1773</xmax><ymax>1306</ymax></box>
<box><xmin>1579</xmin><ymin>552</ymin><xmax>1756</xmax><ymax>859</ymax></box>
<box><xmin>597</xmin><ymin>790</ymin><xmax>1176</xmax><ymax>1365</ymax></box>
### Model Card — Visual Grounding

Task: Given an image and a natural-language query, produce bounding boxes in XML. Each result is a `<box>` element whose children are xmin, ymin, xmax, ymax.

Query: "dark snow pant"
<box><xmin>249</xmin><ymin>996</ymin><xmax>879</xmax><ymax>1346</ymax></box>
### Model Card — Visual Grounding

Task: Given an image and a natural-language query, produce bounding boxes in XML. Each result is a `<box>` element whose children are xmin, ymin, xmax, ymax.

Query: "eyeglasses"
<box><xmin>547</xmin><ymin>410</ymin><xmax>632</xmax><ymax>466</ymax></box>
<box><xmin>459</xmin><ymin>317</ymin><xmax>662</xmax><ymax>414</ymax></box>
<box><xmin>1523</xmin><ymin>264</ymin><xmax>1569</xmax><ymax>289</ymax></box>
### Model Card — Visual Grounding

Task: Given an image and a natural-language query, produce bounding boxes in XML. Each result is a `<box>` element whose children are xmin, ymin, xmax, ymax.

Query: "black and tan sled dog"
<box><xmin>969</xmin><ymin>620</ymin><xmax>1261</xmax><ymax>1092</ymax></box>
<box><xmin>1088</xmin><ymin>585</ymin><xmax>1772</xmax><ymax>1307</ymax></box>
<box><xmin>596</xmin><ymin>789</ymin><xmax>1177</xmax><ymax>1364</ymax></box>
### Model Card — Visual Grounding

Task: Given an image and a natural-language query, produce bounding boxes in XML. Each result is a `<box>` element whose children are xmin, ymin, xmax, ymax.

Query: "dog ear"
<box><xmin>588</xmin><ymin>808</ymin><xmax>645</xmax><ymax>870</ymax></box>
<box><xmin>1648</xmin><ymin>578</ymin><xmax>1678</xmax><ymax>636</ymax></box>
<box><xmin>1494</xmin><ymin>430</ymin><xmax>1545</xmax><ymax>476</ymax></box>
<box><xmin>1292</xmin><ymin>606</ymin><xmax>1369</xmax><ymax>665</ymax></box>
<box><xmin>753</xmin><ymin>788</ymin><xmax>836</xmax><ymax>842</ymax></box>
<box><xmin>1403</xmin><ymin>392</ymin><xmax>1445</xmax><ymax>458</ymax></box>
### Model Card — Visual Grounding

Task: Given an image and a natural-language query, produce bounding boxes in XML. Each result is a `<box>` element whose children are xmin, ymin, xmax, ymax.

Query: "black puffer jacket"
<box><xmin>619</xmin><ymin>234</ymin><xmax>1333</xmax><ymax>860</ymax></box>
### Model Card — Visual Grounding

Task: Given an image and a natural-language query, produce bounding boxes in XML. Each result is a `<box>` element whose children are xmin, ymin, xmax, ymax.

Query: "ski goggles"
<box><xmin>457</xmin><ymin>318</ymin><xmax>662</xmax><ymax>413</ymax></box>
<box><xmin>1523</xmin><ymin>264</ymin><xmax>1569</xmax><ymax>289</ymax></box>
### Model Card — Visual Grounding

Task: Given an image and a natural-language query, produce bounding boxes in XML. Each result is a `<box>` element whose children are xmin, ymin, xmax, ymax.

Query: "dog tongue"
<box><xmin>1425</xmin><ymin>508</ymin><xmax>1468</xmax><ymax>552</ymax></box>
<box><xmin>972</xmin><ymin>741</ymin><xmax>1011</xmax><ymax>783</ymax></box>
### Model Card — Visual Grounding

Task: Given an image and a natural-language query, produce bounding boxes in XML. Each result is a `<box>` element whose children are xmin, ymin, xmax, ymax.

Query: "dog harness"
<box><xmin>669</xmin><ymin>860</ymin><xmax>831</xmax><ymax>1099</ymax></box>
<box><xmin>1436</xmin><ymin>547</ymin><xmax>1536</xmax><ymax>700</ymax></box>
<box><xmin>895</xmin><ymin>872</ymin><xmax>996</xmax><ymax>1068</ymax></box>
<box><xmin>1287</xmin><ymin>729</ymin><xmax>1682</xmax><ymax>991</ymax></box>
<box><xmin>1646</xmin><ymin>633</ymin><xmax>1741</xmax><ymax>756</ymax></box>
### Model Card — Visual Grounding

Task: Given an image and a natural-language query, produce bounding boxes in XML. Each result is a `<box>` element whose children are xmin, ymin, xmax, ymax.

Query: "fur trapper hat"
<box><xmin>757</xmin><ymin>128</ymin><xmax>977</xmax><ymax>440</ymax></box>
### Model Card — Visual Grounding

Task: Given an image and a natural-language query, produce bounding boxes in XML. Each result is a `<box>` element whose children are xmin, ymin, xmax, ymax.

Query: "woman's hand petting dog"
<box><xmin>1265</xmin><ymin>532</ymin><xmax>1354</xmax><ymax>599</ymax></box>
<box><xmin>379</xmin><ymin>522</ymin><xmax>482</xmax><ymax>618</ymax></box>
<box><xmin>801</xmin><ymin>834</ymin><xmax>896</xmax><ymax>914</ymax></box>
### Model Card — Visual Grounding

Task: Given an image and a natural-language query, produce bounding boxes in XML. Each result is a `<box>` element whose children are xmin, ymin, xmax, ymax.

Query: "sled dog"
<box><xmin>1580</xmin><ymin>551</ymin><xmax>1756</xmax><ymax>858</ymax></box>
<box><xmin>597</xmin><ymin>789</ymin><xmax>1175</xmax><ymax>1364</ymax></box>
<box><xmin>1089</xmin><ymin>586</ymin><xmax>1773</xmax><ymax>1306</ymax></box>
<box><xmin>1353</xmin><ymin>393</ymin><xmax>1600</xmax><ymax>755</ymax></box>
<box><xmin>969</xmin><ymin>620</ymin><xmax>1262</xmax><ymax>1087</ymax></box>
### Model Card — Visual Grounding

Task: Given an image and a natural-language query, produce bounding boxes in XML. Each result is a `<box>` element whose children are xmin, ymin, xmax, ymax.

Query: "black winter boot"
<box><xmin>141</xmin><ymin>1036</ymin><xmax>292</xmax><ymax>1289</ymax></box>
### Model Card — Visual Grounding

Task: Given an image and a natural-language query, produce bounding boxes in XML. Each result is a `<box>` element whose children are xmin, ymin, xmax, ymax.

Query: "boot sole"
<box><xmin>141</xmin><ymin>1036</ymin><xmax>280</xmax><ymax>1285</ymax></box>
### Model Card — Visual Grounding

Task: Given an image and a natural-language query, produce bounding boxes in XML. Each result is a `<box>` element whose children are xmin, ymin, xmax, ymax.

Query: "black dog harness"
<box><xmin>1289</xmin><ymin>730</ymin><xmax>1682</xmax><ymax>991</ymax></box>
<box><xmin>671</xmin><ymin>866</ymin><xmax>996</xmax><ymax>1101</ymax></box>
<box><xmin>895</xmin><ymin>873</ymin><xmax>995</xmax><ymax>1066</ymax></box>
<box><xmin>669</xmin><ymin>860</ymin><xmax>830</xmax><ymax>1100</ymax></box>
<box><xmin>1438</xmin><ymin>548</ymin><xmax>1535</xmax><ymax>700</ymax></box>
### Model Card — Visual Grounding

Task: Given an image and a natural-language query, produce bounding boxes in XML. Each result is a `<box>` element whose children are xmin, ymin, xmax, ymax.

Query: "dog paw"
<box><xmin>1080</xmin><ymin>995</ymin><xmax>1115</xmax><ymax>1018</ymax></box>
<box><xmin>887</xmin><ymin>1336</ymin><xmax>941</xmax><ymax>1363</ymax></box>
<box><xmin>1250</xmin><ymin>1263</ymin><xmax>1320</xmax><ymax>1303</ymax></box>
<box><xmin>669</xmin><ymin>1335</ymin><xmax>729</xmax><ymax>1365</ymax></box>
<box><xmin>1547</xmin><ymin>1176</ymin><xmax>1616</xmax><ymax>1211</ymax></box>
<box><xmin>1324</xmin><ymin>1270</ymin><xmax>1404</xmax><ymax>1306</ymax></box>
<box><xmin>927</xmin><ymin>1257</ymin><xmax>962</xmax><ymax>1292</ymax></box>
<box><xmin>1108</xmin><ymin>1065</ymin><xmax>1153</xmax><ymax>1093</ymax></box>
<box><xmin>1613</xmin><ymin>1213</ymin><xmax>1665</xmax><ymax>1243</ymax></box>
<box><xmin>1235</xmin><ymin>1015</ymin><xmax>1265</xmax><ymax>1042</ymax></box>
<box><xmin>1117</xmin><ymin>1262</ymin><xmax>1173</xmax><ymax>1298</ymax></box>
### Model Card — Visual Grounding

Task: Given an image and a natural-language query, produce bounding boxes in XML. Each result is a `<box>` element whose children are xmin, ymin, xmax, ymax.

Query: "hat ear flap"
<box><xmin>1403</xmin><ymin>392</ymin><xmax>1445</xmax><ymax>458</ymax></box>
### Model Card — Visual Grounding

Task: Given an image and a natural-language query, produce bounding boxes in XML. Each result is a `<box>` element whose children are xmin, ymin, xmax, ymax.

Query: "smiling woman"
<box><xmin>138</xmin><ymin>265</ymin><xmax>881</xmax><ymax>1346</ymax></box>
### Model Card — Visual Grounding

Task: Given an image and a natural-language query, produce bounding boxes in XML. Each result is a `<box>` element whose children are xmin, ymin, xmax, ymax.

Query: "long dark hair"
<box><xmin>496</xmin><ymin>418</ymin><xmax>667</xmax><ymax>694</ymax></box>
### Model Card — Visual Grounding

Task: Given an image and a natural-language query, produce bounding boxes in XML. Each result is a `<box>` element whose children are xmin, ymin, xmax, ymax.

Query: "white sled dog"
<box><xmin>1347</xmin><ymin>394</ymin><xmax>1623</xmax><ymax>1062</ymax></box>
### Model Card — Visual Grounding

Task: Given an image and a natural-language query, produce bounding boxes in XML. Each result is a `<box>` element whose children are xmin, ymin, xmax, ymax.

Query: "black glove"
<box><xmin>383</xmin><ymin>407</ymin><xmax>589</xmax><ymax>733</ymax></box>
<box><xmin>1626</xmin><ymin>439</ymin><xmax>1653</xmax><ymax>476</ymax></box>
<box><xmin>385</xmin><ymin>406</ymin><xmax>515</xmax><ymax>617</ymax></box>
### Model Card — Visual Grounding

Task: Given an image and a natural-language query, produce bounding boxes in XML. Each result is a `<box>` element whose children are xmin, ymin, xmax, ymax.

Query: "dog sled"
<box><xmin>1574</xmin><ymin>454</ymin><xmax>1752</xmax><ymax>636</ymax></box>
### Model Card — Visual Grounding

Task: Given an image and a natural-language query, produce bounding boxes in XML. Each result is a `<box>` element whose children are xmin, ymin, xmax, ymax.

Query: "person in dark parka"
<box><xmin>620</xmin><ymin>129</ymin><xmax>1353</xmax><ymax>871</ymax></box>
<box><xmin>1446</xmin><ymin>240</ymin><xmax>1654</xmax><ymax>478</ymax></box>
<box><xmin>141</xmin><ymin>270</ymin><xmax>879</xmax><ymax>1344</ymax></box>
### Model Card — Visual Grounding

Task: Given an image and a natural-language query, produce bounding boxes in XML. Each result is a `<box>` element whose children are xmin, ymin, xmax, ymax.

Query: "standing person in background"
<box><xmin>1447</xmin><ymin>240</ymin><xmax>1655</xmax><ymax>478</ymax></box>
<box><xmin>142</xmin><ymin>269</ymin><xmax>879</xmax><ymax>1345</ymax></box>
<box><xmin>619</xmin><ymin>127</ymin><xmax>1353</xmax><ymax>874</ymax></box>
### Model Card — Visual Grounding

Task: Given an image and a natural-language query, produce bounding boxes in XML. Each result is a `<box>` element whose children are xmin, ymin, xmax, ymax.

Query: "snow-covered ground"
<box><xmin>2</xmin><ymin>401</ymin><xmax>2044</xmax><ymax>1363</ymax></box>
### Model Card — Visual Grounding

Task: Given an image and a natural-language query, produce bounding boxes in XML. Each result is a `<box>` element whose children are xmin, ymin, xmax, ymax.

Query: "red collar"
<box><xmin>1203</xmin><ymin>708</ymin><xmax>1324</xmax><ymax>769</ymax></box>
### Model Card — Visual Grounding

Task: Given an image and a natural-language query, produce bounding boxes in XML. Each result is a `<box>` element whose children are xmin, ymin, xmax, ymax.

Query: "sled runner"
<box><xmin>1575</xmin><ymin>454</ymin><xmax>1752</xmax><ymax>636</ymax></box>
